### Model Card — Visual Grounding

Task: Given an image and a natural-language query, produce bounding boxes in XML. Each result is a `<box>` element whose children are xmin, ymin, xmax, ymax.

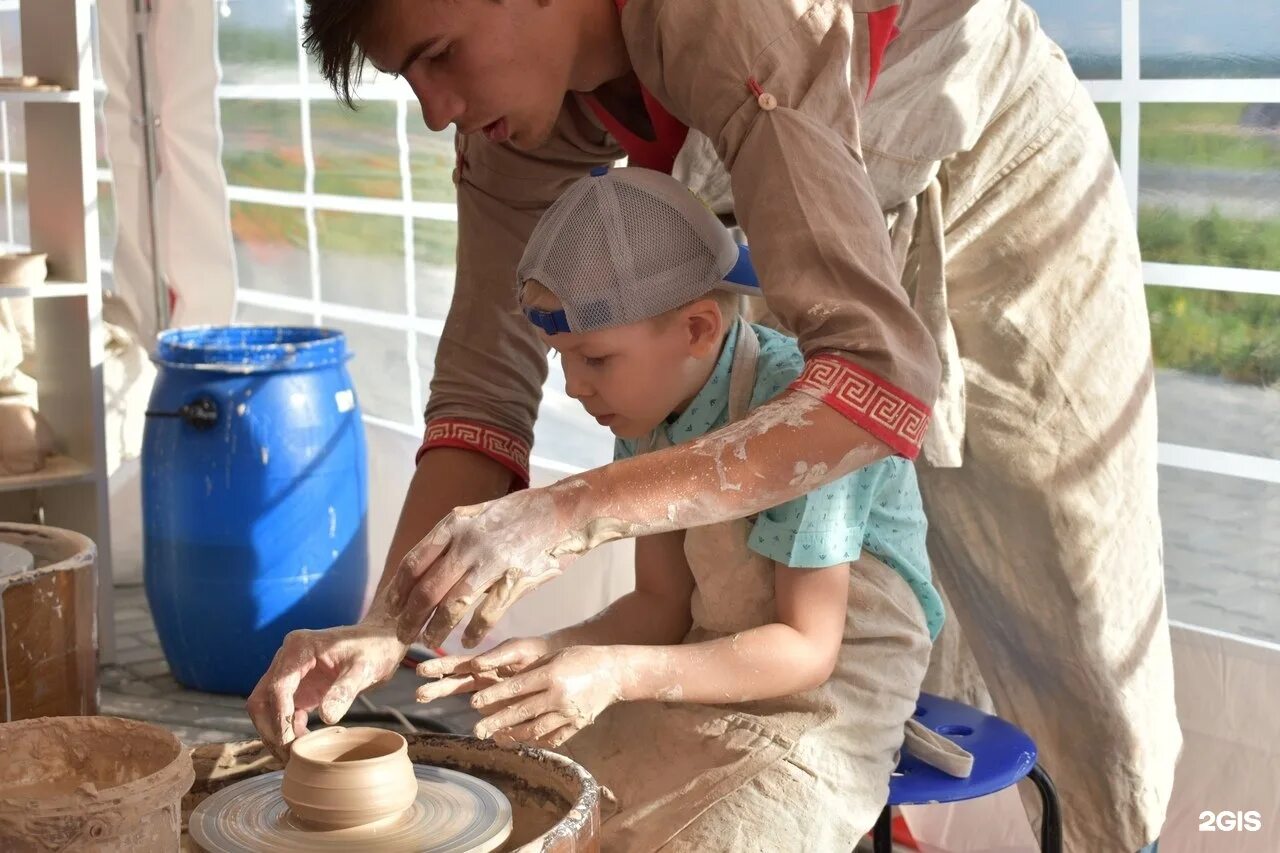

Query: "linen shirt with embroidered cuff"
<box><xmin>419</xmin><ymin>98</ymin><xmax>622</xmax><ymax>487</ymax></box>
<box><xmin>617</xmin><ymin>321</ymin><xmax>945</xmax><ymax>639</ymax></box>
<box><xmin>622</xmin><ymin>0</ymin><xmax>946</xmax><ymax>458</ymax></box>
<box><xmin>424</xmin><ymin>0</ymin><xmax>993</xmax><ymax>475</ymax></box>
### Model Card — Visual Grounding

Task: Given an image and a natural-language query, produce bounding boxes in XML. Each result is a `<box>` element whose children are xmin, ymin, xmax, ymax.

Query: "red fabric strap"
<box><xmin>582</xmin><ymin>0</ymin><xmax>689</xmax><ymax>174</ymax></box>
<box><xmin>788</xmin><ymin>353</ymin><xmax>930</xmax><ymax>460</ymax></box>
<box><xmin>865</xmin><ymin>5</ymin><xmax>902</xmax><ymax>101</ymax></box>
<box><xmin>582</xmin><ymin>89</ymin><xmax>688</xmax><ymax>174</ymax></box>
<box><xmin>417</xmin><ymin>417</ymin><xmax>531</xmax><ymax>490</ymax></box>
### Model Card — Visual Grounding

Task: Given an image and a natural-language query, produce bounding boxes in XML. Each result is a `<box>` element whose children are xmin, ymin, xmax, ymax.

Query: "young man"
<box><xmin>249</xmin><ymin>2</ymin><xmax>1179</xmax><ymax>848</ymax></box>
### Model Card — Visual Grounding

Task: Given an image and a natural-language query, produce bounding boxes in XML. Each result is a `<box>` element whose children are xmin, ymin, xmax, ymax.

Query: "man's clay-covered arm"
<box><xmin>634</xmin><ymin>0</ymin><xmax>942</xmax><ymax>456</ymax></box>
<box><xmin>377</xmin><ymin>448</ymin><xmax>517</xmax><ymax>592</ymax></box>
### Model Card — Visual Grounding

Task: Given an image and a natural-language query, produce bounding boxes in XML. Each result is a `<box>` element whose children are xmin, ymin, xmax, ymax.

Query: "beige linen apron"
<box><xmin>562</xmin><ymin>323</ymin><xmax>935</xmax><ymax>851</ymax></box>
<box><xmin>913</xmin><ymin>47</ymin><xmax>1183</xmax><ymax>849</ymax></box>
<box><xmin>729</xmin><ymin>7</ymin><xmax>1183</xmax><ymax>842</ymax></box>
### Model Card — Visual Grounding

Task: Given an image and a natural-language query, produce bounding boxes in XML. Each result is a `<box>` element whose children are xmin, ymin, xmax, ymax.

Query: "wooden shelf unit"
<box><xmin>0</xmin><ymin>455</ymin><xmax>94</xmax><ymax>493</ymax></box>
<box><xmin>0</xmin><ymin>0</ymin><xmax>115</xmax><ymax>662</ymax></box>
<box><xmin>0</xmin><ymin>280</ymin><xmax>94</xmax><ymax>299</ymax></box>
<box><xmin>0</xmin><ymin>88</ymin><xmax>83</xmax><ymax>104</ymax></box>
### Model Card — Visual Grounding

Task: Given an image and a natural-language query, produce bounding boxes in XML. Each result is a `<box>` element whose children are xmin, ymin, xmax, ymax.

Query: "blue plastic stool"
<box><xmin>872</xmin><ymin>693</ymin><xmax>1063</xmax><ymax>853</ymax></box>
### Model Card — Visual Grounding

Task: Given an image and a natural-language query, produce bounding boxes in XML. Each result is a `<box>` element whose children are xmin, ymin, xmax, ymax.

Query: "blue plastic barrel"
<box><xmin>142</xmin><ymin>326</ymin><xmax>369</xmax><ymax>695</ymax></box>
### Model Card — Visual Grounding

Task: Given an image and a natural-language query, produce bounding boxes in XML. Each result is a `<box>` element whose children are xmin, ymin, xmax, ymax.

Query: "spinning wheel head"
<box><xmin>189</xmin><ymin>765</ymin><xmax>513</xmax><ymax>852</ymax></box>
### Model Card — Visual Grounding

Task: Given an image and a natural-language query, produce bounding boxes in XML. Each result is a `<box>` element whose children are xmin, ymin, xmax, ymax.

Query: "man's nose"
<box><xmin>412</xmin><ymin>80</ymin><xmax>463</xmax><ymax>132</ymax></box>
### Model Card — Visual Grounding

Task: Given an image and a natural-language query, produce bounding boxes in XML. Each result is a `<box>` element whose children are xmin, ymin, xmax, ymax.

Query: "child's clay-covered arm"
<box><xmin>459</xmin><ymin>561</ymin><xmax>850</xmax><ymax>748</ymax></box>
<box><xmin>413</xmin><ymin>531</ymin><xmax>693</xmax><ymax>703</ymax></box>
<box><xmin>613</xmin><ymin>560</ymin><xmax>850</xmax><ymax>704</ymax></box>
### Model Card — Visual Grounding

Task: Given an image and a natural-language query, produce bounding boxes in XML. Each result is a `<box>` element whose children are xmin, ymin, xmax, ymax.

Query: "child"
<box><xmin>415</xmin><ymin>167</ymin><xmax>947</xmax><ymax>851</ymax></box>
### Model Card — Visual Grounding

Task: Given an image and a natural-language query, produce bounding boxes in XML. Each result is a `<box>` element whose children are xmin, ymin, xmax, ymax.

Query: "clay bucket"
<box><xmin>0</xmin><ymin>523</ymin><xmax>98</xmax><ymax>720</ymax></box>
<box><xmin>281</xmin><ymin>726</ymin><xmax>417</xmax><ymax>828</ymax></box>
<box><xmin>0</xmin><ymin>716</ymin><xmax>194</xmax><ymax>852</ymax></box>
<box><xmin>185</xmin><ymin>732</ymin><xmax>604</xmax><ymax>851</ymax></box>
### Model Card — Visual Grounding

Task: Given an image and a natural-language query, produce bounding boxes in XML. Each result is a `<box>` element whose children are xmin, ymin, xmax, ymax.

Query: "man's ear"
<box><xmin>682</xmin><ymin>298</ymin><xmax>725</xmax><ymax>359</ymax></box>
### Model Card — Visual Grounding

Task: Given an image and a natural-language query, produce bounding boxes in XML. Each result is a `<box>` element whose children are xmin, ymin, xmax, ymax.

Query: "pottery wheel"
<box><xmin>189</xmin><ymin>766</ymin><xmax>513</xmax><ymax>853</ymax></box>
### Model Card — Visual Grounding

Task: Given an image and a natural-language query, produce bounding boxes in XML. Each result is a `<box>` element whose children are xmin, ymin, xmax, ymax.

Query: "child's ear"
<box><xmin>683</xmin><ymin>298</ymin><xmax>725</xmax><ymax>358</ymax></box>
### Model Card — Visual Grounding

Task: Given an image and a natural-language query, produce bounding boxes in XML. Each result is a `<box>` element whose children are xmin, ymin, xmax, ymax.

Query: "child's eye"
<box><xmin>584</xmin><ymin>356</ymin><xmax>609</xmax><ymax>367</ymax></box>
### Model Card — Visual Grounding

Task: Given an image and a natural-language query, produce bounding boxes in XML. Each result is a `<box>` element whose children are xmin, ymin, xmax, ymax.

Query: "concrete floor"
<box><xmin>99</xmin><ymin>583</ymin><xmax>481</xmax><ymax>746</ymax></box>
<box><xmin>1155</xmin><ymin>369</ymin><xmax>1280</xmax><ymax>645</ymax></box>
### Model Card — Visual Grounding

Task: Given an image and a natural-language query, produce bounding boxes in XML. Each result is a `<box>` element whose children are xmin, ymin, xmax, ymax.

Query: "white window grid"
<box><xmin>1079</xmin><ymin>1</ymin><xmax>1280</xmax><ymax>487</ymax></box>
<box><xmin>0</xmin><ymin>0</ymin><xmax>111</xmax><ymax>254</ymax></box>
<box><xmin>1</xmin><ymin>0</ymin><xmax>21</xmax><ymax>241</ymax></box>
<box><xmin>0</xmin><ymin>0</ymin><xmax>13</xmax><ymax>243</ymax></box>
<box><xmin>219</xmin><ymin>2</ymin><xmax>450</xmax><ymax>443</ymax></box>
<box><xmin>0</xmin><ymin>2</ymin><xmax>16</xmax><ymax>242</ymax></box>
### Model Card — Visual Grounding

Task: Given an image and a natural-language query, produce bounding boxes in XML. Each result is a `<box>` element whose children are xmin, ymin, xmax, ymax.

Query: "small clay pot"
<box><xmin>281</xmin><ymin>726</ymin><xmax>417</xmax><ymax>829</ymax></box>
<box><xmin>0</xmin><ymin>252</ymin><xmax>48</xmax><ymax>285</ymax></box>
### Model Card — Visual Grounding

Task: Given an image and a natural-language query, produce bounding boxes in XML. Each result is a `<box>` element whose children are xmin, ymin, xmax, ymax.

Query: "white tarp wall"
<box><xmin>98</xmin><ymin>0</ymin><xmax>236</xmax><ymax>345</ymax></box>
<box><xmin>98</xmin><ymin>0</ymin><xmax>236</xmax><ymax>588</ymax></box>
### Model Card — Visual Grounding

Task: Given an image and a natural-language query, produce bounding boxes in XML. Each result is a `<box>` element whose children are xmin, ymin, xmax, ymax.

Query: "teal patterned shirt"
<box><xmin>616</xmin><ymin>320</ymin><xmax>945</xmax><ymax>639</ymax></box>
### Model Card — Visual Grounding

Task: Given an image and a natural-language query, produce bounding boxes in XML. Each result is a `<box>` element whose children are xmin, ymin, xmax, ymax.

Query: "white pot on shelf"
<box><xmin>0</xmin><ymin>252</ymin><xmax>48</xmax><ymax>286</ymax></box>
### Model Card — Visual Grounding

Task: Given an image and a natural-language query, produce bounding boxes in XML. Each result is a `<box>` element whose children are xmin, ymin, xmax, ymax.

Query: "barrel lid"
<box><xmin>154</xmin><ymin>326</ymin><xmax>347</xmax><ymax>372</ymax></box>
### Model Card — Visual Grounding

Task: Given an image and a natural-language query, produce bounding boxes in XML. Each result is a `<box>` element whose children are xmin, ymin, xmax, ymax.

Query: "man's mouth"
<box><xmin>482</xmin><ymin>118</ymin><xmax>509</xmax><ymax>143</ymax></box>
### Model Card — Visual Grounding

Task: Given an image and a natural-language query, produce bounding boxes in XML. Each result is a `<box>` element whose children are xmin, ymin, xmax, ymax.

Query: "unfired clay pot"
<box><xmin>281</xmin><ymin>726</ymin><xmax>417</xmax><ymax>829</ymax></box>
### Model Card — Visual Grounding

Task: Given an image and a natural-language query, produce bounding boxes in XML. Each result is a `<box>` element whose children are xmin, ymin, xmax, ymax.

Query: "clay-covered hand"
<box><xmin>246</xmin><ymin>607</ymin><xmax>407</xmax><ymax>761</ymax></box>
<box><xmin>468</xmin><ymin>645</ymin><xmax>626</xmax><ymax>749</ymax></box>
<box><xmin>388</xmin><ymin>480</ymin><xmax>641</xmax><ymax>649</ymax></box>
<box><xmin>413</xmin><ymin>637</ymin><xmax>553</xmax><ymax>703</ymax></box>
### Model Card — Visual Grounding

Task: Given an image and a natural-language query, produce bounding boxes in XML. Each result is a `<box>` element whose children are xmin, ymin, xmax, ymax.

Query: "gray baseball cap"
<box><xmin>517</xmin><ymin>166</ymin><xmax>758</xmax><ymax>336</ymax></box>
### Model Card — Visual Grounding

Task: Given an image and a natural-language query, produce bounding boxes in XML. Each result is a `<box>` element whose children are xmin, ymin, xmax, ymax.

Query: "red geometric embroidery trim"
<box><xmin>417</xmin><ymin>417</ymin><xmax>531</xmax><ymax>488</ymax></box>
<box><xmin>788</xmin><ymin>353</ymin><xmax>929</xmax><ymax>460</ymax></box>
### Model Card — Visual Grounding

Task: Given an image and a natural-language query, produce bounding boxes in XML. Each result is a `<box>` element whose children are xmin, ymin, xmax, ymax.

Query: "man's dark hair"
<box><xmin>302</xmin><ymin>0</ymin><xmax>369</xmax><ymax>109</ymax></box>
